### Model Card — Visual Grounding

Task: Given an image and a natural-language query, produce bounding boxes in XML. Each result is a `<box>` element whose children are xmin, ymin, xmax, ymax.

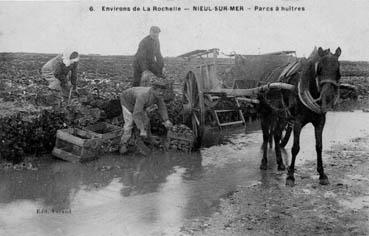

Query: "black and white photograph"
<box><xmin>0</xmin><ymin>0</ymin><xmax>368</xmax><ymax>235</ymax></box>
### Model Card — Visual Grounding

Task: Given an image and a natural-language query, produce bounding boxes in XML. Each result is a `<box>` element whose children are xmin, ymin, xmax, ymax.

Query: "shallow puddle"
<box><xmin>0</xmin><ymin>111</ymin><xmax>369</xmax><ymax>235</ymax></box>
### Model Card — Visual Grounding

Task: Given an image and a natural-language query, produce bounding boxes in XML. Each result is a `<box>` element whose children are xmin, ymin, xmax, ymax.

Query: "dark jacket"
<box><xmin>120</xmin><ymin>87</ymin><xmax>169</xmax><ymax>132</ymax></box>
<box><xmin>134</xmin><ymin>35</ymin><xmax>164</xmax><ymax>75</ymax></box>
<box><xmin>41</xmin><ymin>55</ymin><xmax>78</xmax><ymax>86</ymax></box>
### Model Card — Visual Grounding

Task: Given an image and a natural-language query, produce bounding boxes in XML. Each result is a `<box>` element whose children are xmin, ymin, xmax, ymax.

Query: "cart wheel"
<box><xmin>280</xmin><ymin>121</ymin><xmax>293</xmax><ymax>148</ymax></box>
<box><xmin>182</xmin><ymin>71</ymin><xmax>205</xmax><ymax>148</ymax></box>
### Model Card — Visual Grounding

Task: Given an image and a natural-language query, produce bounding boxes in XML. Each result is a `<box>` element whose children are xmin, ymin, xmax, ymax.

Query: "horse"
<box><xmin>258</xmin><ymin>88</ymin><xmax>289</xmax><ymax>172</ymax></box>
<box><xmin>258</xmin><ymin>46</ymin><xmax>342</xmax><ymax>186</ymax></box>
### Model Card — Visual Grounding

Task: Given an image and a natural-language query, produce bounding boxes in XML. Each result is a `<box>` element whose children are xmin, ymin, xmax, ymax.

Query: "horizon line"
<box><xmin>1</xmin><ymin>51</ymin><xmax>368</xmax><ymax>62</ymax></box>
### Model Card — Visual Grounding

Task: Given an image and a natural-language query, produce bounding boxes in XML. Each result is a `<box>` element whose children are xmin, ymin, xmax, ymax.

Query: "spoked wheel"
<box><xmin>280</xmin><ymin>121</ymin><xmax>293</xmax><ymax>148</ymax></box>
<box><xmin>182</xmin><ymin>71</ymin><xmax>205</xmax><ymax>148</ymax></box>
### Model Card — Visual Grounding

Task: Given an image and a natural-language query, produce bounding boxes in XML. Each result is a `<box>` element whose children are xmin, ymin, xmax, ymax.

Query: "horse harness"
<box><xmin>314</xmin><ymin>62</ymin><xmax>340</xmax><ymax>92</ymax></box>
<box><xmin>298</xmin><ymin>61</ymin><xmax>340</xmax><ymax>114</ymax></box>
<box><xmin>263</xmin><ymin>58</ymin><xmax>340</xmax><ymax>115</ymax></box>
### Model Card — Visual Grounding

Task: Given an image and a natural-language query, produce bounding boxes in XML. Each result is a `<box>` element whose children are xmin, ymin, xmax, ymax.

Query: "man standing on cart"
<box><xmin>132</xmin><ymin>26</ymin><xmax>165</xmax><ymax>87</ymax></box>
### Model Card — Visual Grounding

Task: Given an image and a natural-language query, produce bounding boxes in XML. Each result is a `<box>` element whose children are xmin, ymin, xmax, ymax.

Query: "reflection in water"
<box><xmin>0</xmin><ymin>200</ymin><xmax>43</xmax><ymax>227</ymax></box>
<box><xmin>0</xmin><ymin>152</ymin><xmax>204</xmax><ymax>236</ymax></box>
<box><xmin>119</xmin><ymin>153</ymin><xmax>202</xmax><ymax>196</ymax></box>
<box><xmin>154</xmin><ymin>167</ymin><xmax>188</xmax><ymax>235</ymax></box>
<box><xmin>0</xmin><ymin>111</ymin><xmax>368</xmax><ymax>235</ymax></box>
<box><xmin>72</xmin><ymin>178</ymin><xmax>123</xmax><ymax>209</ymax></box>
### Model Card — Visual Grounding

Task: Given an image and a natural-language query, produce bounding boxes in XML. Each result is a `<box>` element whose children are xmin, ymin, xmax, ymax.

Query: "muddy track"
<box><xmin>182</xmin><ymin>135</ymin><xmax>369</xmax><ymax>236</ymax></box>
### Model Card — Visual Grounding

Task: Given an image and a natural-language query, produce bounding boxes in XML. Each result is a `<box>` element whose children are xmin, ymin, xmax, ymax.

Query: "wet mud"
<box><xmin>0</xmin><ymin>111</ymin><xmax>368</xmax><ymax>236</ymax></box>
<box><xmin>182</xmin><ymin>114</ymin><xmax>369</xmax><ymax>236</ymax></box>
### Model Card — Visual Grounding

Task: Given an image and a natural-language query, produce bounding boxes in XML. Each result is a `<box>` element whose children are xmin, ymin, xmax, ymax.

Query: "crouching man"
<box><xmin>41</xmin><ymin>50</ymin><xmax>80</xmax><ymax>104</ymax></box>
<box><xmin>119</xmin><ymin>81</ymin><xmax>173</xmax><ymax>154</ymax></box>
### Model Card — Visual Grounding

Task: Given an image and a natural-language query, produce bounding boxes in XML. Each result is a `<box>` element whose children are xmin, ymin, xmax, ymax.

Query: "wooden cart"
<box><xmin>178</xmin><ymin>49</ymin><xmax>297</xmax><ymax>146</ymax></box>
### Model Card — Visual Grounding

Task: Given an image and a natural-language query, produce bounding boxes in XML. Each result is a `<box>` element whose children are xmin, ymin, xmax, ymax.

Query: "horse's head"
<box><xmin>316</xmin><ymin>47</ymin><xmax>341</xmax><ymax>112</ymax></box>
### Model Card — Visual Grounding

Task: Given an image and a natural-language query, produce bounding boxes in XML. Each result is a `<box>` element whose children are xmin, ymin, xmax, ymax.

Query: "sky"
<box><xmin>0</xmin><ymin>0</ymin><xmax>368</xmax><ymax>60</ymax></box>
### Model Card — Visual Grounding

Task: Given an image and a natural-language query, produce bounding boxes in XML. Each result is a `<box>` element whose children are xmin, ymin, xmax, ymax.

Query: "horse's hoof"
<box><xmin>319</xmin><ymin>178</ymin><xmax>330</xmax><ymax>185</ymax></box>
<box><xmin>260</xmin><ymin>164</ymin><xmax>267</xmax><ymax>170</ymax></box>
<box><xmin>286</xmin><ymin>177</ymin><xmax>295</xmax><ymax>187</ymax></box>
<box><xmin>278</xmin><ymin>164</ymin><xmax>286</xmax><ymax>171</ymax></box>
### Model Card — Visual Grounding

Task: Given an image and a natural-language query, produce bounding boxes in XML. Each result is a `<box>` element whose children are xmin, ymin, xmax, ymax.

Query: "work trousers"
<box><xmin>120</xmin><ymin>105</ymin><xmax>134</xmax><ymax>145</ymax></box>
<box><xmin>41</xmin><ymin>69</ymin><xmax>71</xmax><ymax>97</ymax></box>
<box><xmin>132</xmin><ymin>60</ymin><xmax>163</xmax><ymax>87</ymax></box>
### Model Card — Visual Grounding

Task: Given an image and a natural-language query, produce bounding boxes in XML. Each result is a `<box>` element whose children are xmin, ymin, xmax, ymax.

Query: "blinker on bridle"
<box><xmin>314</xmin><ymin>61</ymin><xmax>340</xmax><ymax>93</ymax></box>
<box><xmin>298</xmin><ymin>59</ymin><xmax>341</xmax><ymax>113</ymax></box>
<box><xmin>312</xmin><ymin>60</ymin><xmax>341</xmax><ymax>107</ymax></box>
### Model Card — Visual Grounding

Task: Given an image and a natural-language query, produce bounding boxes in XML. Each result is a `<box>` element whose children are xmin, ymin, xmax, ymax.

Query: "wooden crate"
<box><xmin>83</xmin><ymin>122</ymin><xmax>123</xmax><ymax>152</ymax></box>
<box><xmin>52</xmin><ymin>128</ymin><xmax>101</xmax><ymax>163</ymax></box>
<box><xmin>167</xmin><ymin>130</ymin><xmax>194</xmax><ymax>153</ymax></box>
<box><xmin>83</xmin><ymin>122</ymin><xmax>123</xmax><ymax>139</ymax></box>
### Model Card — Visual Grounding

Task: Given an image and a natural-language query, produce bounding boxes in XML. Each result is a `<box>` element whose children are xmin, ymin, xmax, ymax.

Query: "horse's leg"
<box><xmin>269</xmin><ymin>123</ymin><xmax>274</xmax><ymax>148</ymax></box>
<box><xmin>274</xmin><ymin>124</ymin><xmax>286</xmax><ymax>171</ymax></box>
<box><xmin>286</xmin><ymin>120</ymin><xmax>303</xmax><ymax>186</ymax></box>
<box><xmin>314</xmin><ymin>116</ymin><xmax>329</xmax><ymax>185</ymax></box>
<box><xmin>260</xmin><ymin>115</ymin><xmax>269</xmax><ymax>170</ymax></box>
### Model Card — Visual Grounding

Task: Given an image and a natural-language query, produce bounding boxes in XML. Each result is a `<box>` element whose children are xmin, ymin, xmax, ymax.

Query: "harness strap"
<box><xmin>262</xmin><ymin>92</ymin><xmax>291</xmax><ymax>117</ymax></box>
<box><xmin>319</xmin><ymin>79</ymin><xmax>340</xmax><ymax>87</ymax></box>
<box><xmin>315</xmin><ymin>62</ymin><xmax>320</xmax><ymax>92</ymax></box>
<box><xmin>298</xmin><ymin>79</ymin><xmax>324</xmax><ymax>114</ymax></box>
<box><xmin>298</xmin><ymin>64</ymin><xmax>324</xmax><ymax>114</ymax></box>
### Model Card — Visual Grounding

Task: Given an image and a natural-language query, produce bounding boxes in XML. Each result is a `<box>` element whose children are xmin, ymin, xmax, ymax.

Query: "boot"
<box><xmin>119</xmin><ymin>144</ymin><xmax>128</xmax><ymax>154</ymax></box>
<box><xmin>135</xmin><ymin>138</ymin><xmax>151</xmax><ymax>156</ymax></box>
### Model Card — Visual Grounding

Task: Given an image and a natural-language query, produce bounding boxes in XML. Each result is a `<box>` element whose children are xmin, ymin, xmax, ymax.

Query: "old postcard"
<box><xmin>0</xmin><ymin>0</ymin><xmax>368</xmax><ymax>235</ymax></box>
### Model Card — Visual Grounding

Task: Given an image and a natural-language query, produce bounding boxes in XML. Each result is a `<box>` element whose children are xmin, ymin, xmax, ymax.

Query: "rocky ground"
<box><xmin>180</xmin><ymin>134</ymin><xmax>369</xmax><ymax>236</ymax></box>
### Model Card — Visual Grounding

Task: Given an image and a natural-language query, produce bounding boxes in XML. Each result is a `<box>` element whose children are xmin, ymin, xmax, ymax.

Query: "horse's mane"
<box><xmin>307</xmin><ymin>46</ymin><xmax>320</xmax><ymax>64</ymax></box>
<box><xmin>297</xmin><ymin>47</ymin><xmax>318</xmax><ymax>78</ymax></box>
<box><xmin>301</xmin><ymin>47</ymin><xmax>323</xmax><ymax>99</ymax></box>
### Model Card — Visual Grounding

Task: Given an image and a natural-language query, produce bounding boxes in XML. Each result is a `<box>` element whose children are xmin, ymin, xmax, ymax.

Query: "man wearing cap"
<box><xmin>132</xmin><ymin>26</ymin><xmax>164</xmax><ymax>87</ymax></box>
<box><xmin>41</xmin><ymin>50</ymin><xmax>80</xmax><ymax>99</ymax></box>
<box><xmin>119</xmin><ymin>81</ymin><xmax>173</xmax><ymax>154</ymax></box>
